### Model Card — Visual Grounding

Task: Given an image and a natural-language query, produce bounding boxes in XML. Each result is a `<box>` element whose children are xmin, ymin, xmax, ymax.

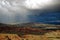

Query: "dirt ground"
<box><xmin>0</xmin><ymin>30</ymin><xmax>60</xmax><ymax>40</ymax></box>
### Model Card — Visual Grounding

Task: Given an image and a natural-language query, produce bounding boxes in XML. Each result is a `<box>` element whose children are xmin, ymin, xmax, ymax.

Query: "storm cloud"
<box><xmin>0</xmin><ymin>0</ymin><xmax>60</xmax><ymax>24</ymax></box>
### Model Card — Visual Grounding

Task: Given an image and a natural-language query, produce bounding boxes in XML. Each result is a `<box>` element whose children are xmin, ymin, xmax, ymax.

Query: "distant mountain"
<box><xmin>0</xmin><ymin>22</ymin><xmax>60</xmax><ymax>34</ymax></box>
<box><xmin>0</xmin><ymin>22</ymin><xmax>60</xmax><ymax>29</ymax></box>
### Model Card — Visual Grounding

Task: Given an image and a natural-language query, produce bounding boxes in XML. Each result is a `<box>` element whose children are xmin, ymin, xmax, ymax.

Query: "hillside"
<box><xmin>0</xmin><ymin>23</ymin><xmax>60</xmax><ymax>34</ymax></box>
<box><xmin>0</xmin><ymin>23</ymin><xmax>60</xmax><ymax>40</ymax></box>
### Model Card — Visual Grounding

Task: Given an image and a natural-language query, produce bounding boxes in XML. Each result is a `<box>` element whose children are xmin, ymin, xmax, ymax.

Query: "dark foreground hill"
<box><xmin>0</xmin><ymin>23</ymin><xmax>60</xmax><ymax>35</ymax></box>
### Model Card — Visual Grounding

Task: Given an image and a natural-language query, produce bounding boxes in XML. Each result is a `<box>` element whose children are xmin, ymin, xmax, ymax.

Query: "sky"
<box><xmin>0</xmin><ymin>0</ymin><xmax>60</xmax><ymax>24</ymax></box>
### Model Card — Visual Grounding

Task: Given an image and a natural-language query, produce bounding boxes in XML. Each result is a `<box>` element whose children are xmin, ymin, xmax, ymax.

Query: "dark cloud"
<box><xmin>0</xmin><ymin>0</ymin><xmax>60</xmax><ymax>24</ymax></box>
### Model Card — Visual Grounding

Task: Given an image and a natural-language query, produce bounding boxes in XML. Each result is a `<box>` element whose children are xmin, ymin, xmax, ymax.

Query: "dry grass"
<box><xmin>0</xmin><ymin>30</ymin><xmax>60</xmax><ymax>40</ymax></box>
<box><xmin>0</xmin><ymin>34</ymin><xmax>21</xmax><ymax>40</ymax></box>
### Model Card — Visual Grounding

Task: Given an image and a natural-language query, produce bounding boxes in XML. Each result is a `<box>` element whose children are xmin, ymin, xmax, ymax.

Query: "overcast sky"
<box><xmin>0</xmin><ymin>0</ymin><xmax>60</xmax><ymax>24</ymax></box>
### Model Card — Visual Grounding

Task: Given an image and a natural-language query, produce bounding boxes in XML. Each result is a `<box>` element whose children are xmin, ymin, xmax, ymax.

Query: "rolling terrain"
<box><xmin>0</xmin><ymin>23</ymin><xmax>60</xmax><ymax>40</ymax></box>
